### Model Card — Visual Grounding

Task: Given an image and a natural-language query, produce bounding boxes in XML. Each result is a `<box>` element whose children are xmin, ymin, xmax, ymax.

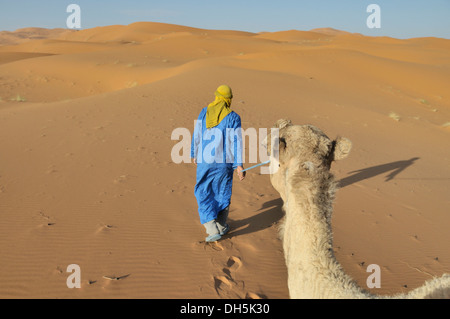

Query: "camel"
<box><xmin>266</xmin><ymin>119</ymin><xmax>450</xmax><ymax>299</ymax></box>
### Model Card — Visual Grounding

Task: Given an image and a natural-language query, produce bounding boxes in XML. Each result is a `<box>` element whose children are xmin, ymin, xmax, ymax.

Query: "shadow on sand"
<box><xmin>226</xmin><ymin>157</ymin><xmax>422</xmax><ymax>238</ymax></box>
<box><xmin>338</xmin><ymin>157</ymin><xmax>420</xmax><ymax>188</ymax></box>
<box><xmin>227</xmin><ymin>198</ymin><xmax>284</xmax><ymax>238</ymax></box>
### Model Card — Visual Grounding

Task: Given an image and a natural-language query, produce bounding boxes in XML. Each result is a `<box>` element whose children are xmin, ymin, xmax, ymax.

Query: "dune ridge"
<box><xmin>0</xmin><ymin>22</ymin><xmax>449</xmax><ymax>299</ymax></box>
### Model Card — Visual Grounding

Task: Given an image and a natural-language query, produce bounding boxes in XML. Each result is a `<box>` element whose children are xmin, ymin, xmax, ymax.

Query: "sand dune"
<box><xmin>310</xmin><ymin>27</ymin><xmax>355</xmax><ymax>36</ymax></box>
<box><xmin>56</xmin><ymin>22</ymin><xmax>255</xmax><ymax>44</ymax></box>
<box><xmin>0</xmin><ymin>27</ymin><xmax>71</xmax><ymax>45</ymax></box>
<box><xmin>0</xmin><ymin>22</ymin><xmax>449</xmax><ymax>299</ymax></box>
<box><xmin>255</xmin><ymin>30</ymin><xmax>332</xmax><ymax>43</ymax></box>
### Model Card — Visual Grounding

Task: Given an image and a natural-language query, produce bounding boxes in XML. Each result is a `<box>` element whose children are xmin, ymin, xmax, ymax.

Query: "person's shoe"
<box><xmin>219</xmin><ymin>224</ymin><xmax>230</xmax><ymax>236</ymax></box>
<box><xmin>205</xmin><ymin>234</ymin><xmax>221</xmax><ymax>242</ymax></box>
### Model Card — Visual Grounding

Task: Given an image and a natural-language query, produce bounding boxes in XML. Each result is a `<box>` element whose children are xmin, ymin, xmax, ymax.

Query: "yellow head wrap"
<box><xmin>205</xmin><ymin>85</ymin><xmax>233</xmax><ymax>129</ymax></box>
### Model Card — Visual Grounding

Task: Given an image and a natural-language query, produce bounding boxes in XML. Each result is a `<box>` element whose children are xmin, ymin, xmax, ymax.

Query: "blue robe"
<box><xmin>191</xmin><ymin>107</ymin><xmax>243</xmax><ymax>224</ymax></box>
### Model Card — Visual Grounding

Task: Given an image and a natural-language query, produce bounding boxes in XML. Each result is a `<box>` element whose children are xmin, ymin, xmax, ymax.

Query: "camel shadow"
<box><xmin>226</xmin><ymin>157</ymin><xmax>420</xmax><ymax>237</ymax></box>
<box><xmin>338</xmin><ymin>157</ymin><xmax>420</xmax><ymax>188</ymax></box>
<box><xmin>227</xmin><ymin>198</ymin><xmax>284</xmax><ymax>238</ymax></box>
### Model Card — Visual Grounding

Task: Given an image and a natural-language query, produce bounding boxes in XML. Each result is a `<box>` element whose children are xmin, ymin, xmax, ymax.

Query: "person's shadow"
<box><xmin>227</xmin><ymin>198</ymin><xmax>284</xmax><ymax>238</ymax></box>
<box><xmin>338</xmin><ymin>157</ymin><xmax>420</xmax><ymax>188</ymax></box>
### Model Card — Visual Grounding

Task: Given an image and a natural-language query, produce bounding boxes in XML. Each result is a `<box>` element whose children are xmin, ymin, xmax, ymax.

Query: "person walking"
<box><xmin>191</xmin><ymin>85</ymin><xmax>245</xmax><ymax>242</ymax></box>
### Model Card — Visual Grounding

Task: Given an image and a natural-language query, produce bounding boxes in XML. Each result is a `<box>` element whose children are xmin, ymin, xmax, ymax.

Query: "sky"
<box><xmin>0</xmin><ymin>0</ymin><xmax>449</xmax><ymax>39</ymax></box>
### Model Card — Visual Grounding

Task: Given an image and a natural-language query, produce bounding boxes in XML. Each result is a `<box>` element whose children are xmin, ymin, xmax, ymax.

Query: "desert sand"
<box><xmin>0</xmin><ymin>22</ymin><xmax>449</xmax><ymax>299</ymax></box>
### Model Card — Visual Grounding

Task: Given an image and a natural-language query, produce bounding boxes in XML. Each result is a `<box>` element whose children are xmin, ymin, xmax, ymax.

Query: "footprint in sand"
<box><xmin>226</xmin><ymin>256</ymin><xmax>242</xmax><ymax>270</ymax></box>
<box><xmin>201</xmin><ymin>241</ymin><xmax>224</xmax><ymax>251</ymax></box>
<box><xmin>103</xmin><ymin>274</ymin><xmax>130</xmax><ymax>281</ymax></box>
<box><xmin>212</xmin><ymin>255</ymin><xmax>265</xmax><ymax>299</ymax></box>
<box><xmin>245</xmin><ymin>292</ymin><xmax>263</xmax><ymax>299</ymax></box>
<box><xmin>212</xmin><ymin>256</ymin><xmax>242</xmax><ymax>298</ymax></box>
<box><xmin>35</xmin><ymin>211</ymin><xmax>56</xmax><ymax>227</ymax></box>
<box><xmin>95</xmin><ymin>224</ymin><xmax>115</xmax><ymax>234</ymax></box>
<box><xmin>198</xmin><ymin>239</ymin><xmax>264</xmax><ymax>298</ymax></box>
<box><xmin>214</xmin><ymin>275</ymin><xmax>233</xmax><ymax>291</ymax></box>
<box><xmin>213</xmin><ymin>274</ymin><xmax>244</xmax><ymax>298</ymax></box>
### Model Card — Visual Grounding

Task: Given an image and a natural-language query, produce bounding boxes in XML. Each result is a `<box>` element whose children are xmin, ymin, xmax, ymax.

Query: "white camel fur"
<box><xmin>267</xmin><ymin>119</ymin><xmax>449</xmax><ymax>299</ymax></box>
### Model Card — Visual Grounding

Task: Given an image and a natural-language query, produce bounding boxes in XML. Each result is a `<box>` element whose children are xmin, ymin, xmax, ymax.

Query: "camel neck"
<box><xmin>284</xmin><ymin>173</ymin><xmax>335</xmax><ymax>259</ymax></box>
<box><xmin>283</xmin><ymin>171</ymin><xmax>370</xmax><ymax>298</ymax></box>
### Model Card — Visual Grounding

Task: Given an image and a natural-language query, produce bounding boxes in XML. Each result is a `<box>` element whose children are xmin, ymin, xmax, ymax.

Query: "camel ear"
<box><xmin>273</xmin><ymin>119</ymin><xmax>292</xmax><ymax>130</ymax></box>
<box><xmin>333</xmin><ymin>137</ymin><xmax>352</xmax><ymax>160</ymax></box>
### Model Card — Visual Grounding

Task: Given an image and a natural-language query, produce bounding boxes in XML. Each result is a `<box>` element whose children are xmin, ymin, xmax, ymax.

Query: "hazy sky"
<box><xmin>1</xmin><ymin>0</ymin><xmax>449</xmax><ymax>39</ymax></box>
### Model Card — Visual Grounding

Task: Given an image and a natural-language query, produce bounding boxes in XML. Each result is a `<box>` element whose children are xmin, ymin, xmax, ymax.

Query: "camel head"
<box><xmin>266</xmin><ymin>119</ymin><xmax>352</xmax><ymax>200</ymax></box>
